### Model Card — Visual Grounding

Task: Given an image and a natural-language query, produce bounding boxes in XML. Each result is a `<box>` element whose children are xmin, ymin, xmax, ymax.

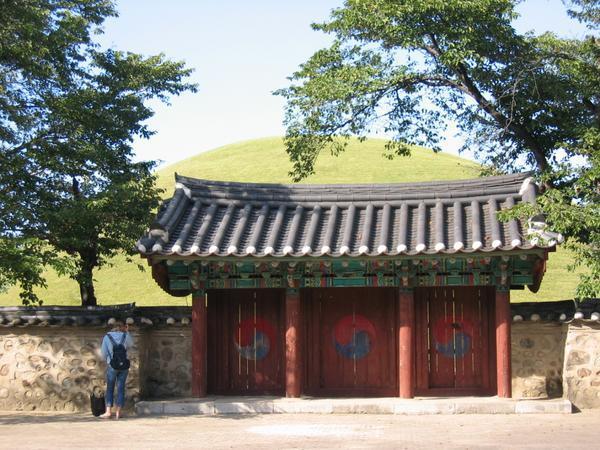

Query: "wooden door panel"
<box><xmin>320</xmin><ymin>291</ymin><xmax>355</xmax><ymax>389</ymax></box>
<box><xmin>416</xmin><ymin>287</ymin><xmax>492</xmax><ymax>394</ymax></box>
<box><xmin>207</xmin><ymin>289</ymin><xmax>284</xmax><ymax>395</ymax></box>
<box><xmin>429</xmin><ymin>290</ymin><xmax>455</xmax><ymax>388</ymax></box>
<box><xmin>454</xmin><ymin>290</ymin><xmax>486</xmax><ymax>388</ymax></box>
<box><xmin>353</xmin><ymin>289</ymin><xmax>396</xmax><ymax>390</ymax></box>
<box><xmin>305</xmin><ymin>287</ymin><xmax>397</xmax><ymax>396</ymax></box>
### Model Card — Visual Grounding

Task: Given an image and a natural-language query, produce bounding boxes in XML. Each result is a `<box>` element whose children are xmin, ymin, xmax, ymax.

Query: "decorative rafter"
<box><xmin>162</xmin><ymin>252</ymin><xmax>544</xmax><ymax>295</ymax></box>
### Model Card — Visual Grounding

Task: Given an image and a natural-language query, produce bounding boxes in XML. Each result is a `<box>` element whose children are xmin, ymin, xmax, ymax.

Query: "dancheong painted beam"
<box><xmin>157</xmin><ymin>252</ymin><xmax>545</xmax><ymax>295</ymax></box>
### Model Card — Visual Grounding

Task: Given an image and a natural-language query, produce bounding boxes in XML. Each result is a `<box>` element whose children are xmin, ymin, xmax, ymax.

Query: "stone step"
<box><xmin>135</xmin><ymin>397</ymin><xmax>572</xmax><ymax>416</ymax></box>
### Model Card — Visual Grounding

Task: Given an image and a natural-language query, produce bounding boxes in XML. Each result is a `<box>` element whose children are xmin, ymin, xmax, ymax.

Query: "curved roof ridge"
<box><xmin>175</xmin><ymin>172</ymin><xmax>530</xmax><ymax>190</ymax></box>
<box><xmin>174</xmin><ymin>172</ymin><xmax>533</xmax><ymax>203</ymax></box>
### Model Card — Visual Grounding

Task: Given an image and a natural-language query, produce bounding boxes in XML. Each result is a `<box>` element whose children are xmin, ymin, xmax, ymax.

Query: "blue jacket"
<box><xmin>101</xmin><ymin>331</ymin><xmax>133</xmax><ymax>365</ymax></box>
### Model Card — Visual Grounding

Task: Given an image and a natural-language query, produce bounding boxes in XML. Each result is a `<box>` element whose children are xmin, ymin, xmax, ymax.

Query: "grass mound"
<box><xmin>0</xmin><ymin>137</ymin><xmax>580</xmax><ymax>306</ymax></box>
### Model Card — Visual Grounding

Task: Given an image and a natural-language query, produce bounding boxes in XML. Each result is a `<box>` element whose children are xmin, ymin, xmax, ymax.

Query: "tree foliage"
<box><xmin>277</xmin><ymin>0</ymin><xmax>599</xmax><ymax>297</ymax></box>
<box><xmin>0</xmin><ymin>1</ymin><xmax>197</xmax><ymax>305</ymax></box>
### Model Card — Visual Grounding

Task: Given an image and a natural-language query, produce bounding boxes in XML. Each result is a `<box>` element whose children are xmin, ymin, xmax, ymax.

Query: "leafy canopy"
<box><xmin>0</xmin><ymin>0</ymin><xmax>197</xmax><ymax>305</ymax></box>
<box><xmin>277</xmin><ymin>0</ymin><xmax>599</xmax><ymax>297</ymax></box>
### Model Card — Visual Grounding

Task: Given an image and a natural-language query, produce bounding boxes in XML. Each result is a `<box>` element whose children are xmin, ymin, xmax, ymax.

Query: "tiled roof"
<box><xmin>138</xmin><ymin>173</ymin><xmax>561</xmax><ymax>258</ymax></box>
<box><xmin>0</xmin><ymin>304</ymin><xmax>191</xmax><ymax>327</ymax></box>
<box><xmin>511</xmin><ymin>299</ymin><xmax>600</xmax><ymax>322</ymax></box>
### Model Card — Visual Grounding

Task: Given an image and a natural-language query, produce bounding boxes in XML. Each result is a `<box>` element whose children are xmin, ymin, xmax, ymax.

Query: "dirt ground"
<box><xmin>0</xmin><ymin>410</ymin><xmax>599</xmax><ymax>449</ymax></box>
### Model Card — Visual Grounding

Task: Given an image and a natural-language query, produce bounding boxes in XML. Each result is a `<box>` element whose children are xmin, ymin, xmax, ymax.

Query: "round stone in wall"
<box><xmin>39</xmin><ymin>398</ymin><xmax>51</xmax><ymax>410</ymax></box>
<box><xmin>4</xmin><ymin>339</ymin><xmax>14</xmax><ymax>352</ymax></box>
<box><xmin>75</xmin><ymin>376</ymin><xmax>90</xmax><ymax>388</ymax></box>
<box><xmin>37</xmin><ymin>340</ymin><xmax>52</xmax><ymax>353</ymax></box>
<box><xmin>567</xmin><ymin>350</ymin><xmax>590</xmax><ymax>367</ymax></box>
<box><xmin>161</xmin><ymin>348</ymin><xmax>174</xmax><ymax>362</ymax></box>
<box><xmin>519</xmin><ymin>337</ymin><xmax>534</xmax><ymax>349</ymax></box>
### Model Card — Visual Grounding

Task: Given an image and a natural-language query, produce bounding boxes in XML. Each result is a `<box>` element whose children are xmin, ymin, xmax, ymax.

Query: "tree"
<box><xmin>276</xmin><ymin>0</ymin><xmax>599</xmax><ymax>297</ymax></box>
<box><xmin>1</xmin><ymin>1</ymin><xmax>197</xmax><ymax>305</ymax></box>
<box><xmin>1</xmin><ymin>0</ymin><xmax>115</xmax><ymax>303</ymax></box>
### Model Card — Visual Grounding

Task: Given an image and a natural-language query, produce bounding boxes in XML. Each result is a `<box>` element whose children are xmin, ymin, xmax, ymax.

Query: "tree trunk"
<box><xmin>79</xmin><ymin>277</ymin><xmax>97</xmax><ymax>307</ymax></box>
<box><xmin>78</xmin><ymin>270</ymin><xmax>98</xmax><ymax>306</ymax></box>
<box><xmin>77</xmin><ymin>252</ymin><xmax>98</xmax><ymax>307</ymax></box>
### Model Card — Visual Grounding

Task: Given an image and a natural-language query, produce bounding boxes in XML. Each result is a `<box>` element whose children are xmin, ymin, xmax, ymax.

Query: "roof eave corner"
<box><xmin>151</xmin><ymin>262</ymin><xmax>190</xmax><ymax>297</ymax></box>
<box><xmin>174</xmin><ymin>173</ymin><xmax>193</xmax><ymax>199</ymax></box>
<box><xmin>528</xmin><ymin>250</ymin><xmax>550</xmax><ymax>294</ymax></box>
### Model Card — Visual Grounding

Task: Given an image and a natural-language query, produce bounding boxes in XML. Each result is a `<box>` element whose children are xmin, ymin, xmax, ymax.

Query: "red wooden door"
<box><xmin>416</xmin><ymin>287</ymin><xmax>494</xmax><ymax>395</ymax></box>
<box><xmin>304</xmin><ymin>288</ymin><xmax>397</xmax><ymax>396</ymax></box>
<box><xmin>207</xmin><ymin>289</ymin><xmax>285</xmax><ymax>395</ymax></box>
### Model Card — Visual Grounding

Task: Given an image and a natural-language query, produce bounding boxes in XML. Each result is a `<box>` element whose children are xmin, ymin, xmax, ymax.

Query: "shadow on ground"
<box><xmin>0</xmin><ymin>412</ymin><xmax>260</xmax><ymax>425</ymax></box>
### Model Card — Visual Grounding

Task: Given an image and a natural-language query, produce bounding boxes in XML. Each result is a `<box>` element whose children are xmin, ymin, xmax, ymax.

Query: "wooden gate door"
<box><xmin>208</xmin><ymin>289</ymin><xmax>285</xmax><ymax>395</ymax></box>
<box><xmin>304</xmin><ymin>288</ymin><xmax>397</xmax><ymax>396</ymax></box>
<box><xmin>415</xmin><ymin>287</ymin><xmax>495</xmax><ymax>395</ymax></box>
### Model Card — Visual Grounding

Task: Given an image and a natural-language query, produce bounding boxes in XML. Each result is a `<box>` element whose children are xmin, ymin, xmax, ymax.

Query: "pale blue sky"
<box><xmin>97</xmin><ymin>0</ymin><xmax>589</xmax><ymax>167</ymax></box>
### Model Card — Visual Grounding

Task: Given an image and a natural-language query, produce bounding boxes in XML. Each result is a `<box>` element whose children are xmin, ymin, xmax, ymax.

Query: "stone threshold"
<box><xmin>136</xmin><ymin>396</ymin><xmax>572</xmax><ymax>416</ymax></box>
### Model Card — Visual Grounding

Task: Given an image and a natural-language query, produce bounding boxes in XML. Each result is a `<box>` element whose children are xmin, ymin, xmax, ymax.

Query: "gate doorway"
<box><xmin>304</xmin><ymin>287</ymin><xmax>398</xmax><ymax>397</ymax></box>
<box><xmin>415</xmin><ymin>287</ymin><xmax>495</xmax><ymax>396</ymax></box>
<box><xmin>207</xmin><ymin>289</ymin><xmax>285</xmax><ymax>395</ymax></box>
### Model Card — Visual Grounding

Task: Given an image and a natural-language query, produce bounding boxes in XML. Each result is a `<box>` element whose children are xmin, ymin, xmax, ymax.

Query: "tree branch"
<box><xmin>424</xmin><ymin>33</ymin><xmax>551</xmax><ymax>176</ymax></box>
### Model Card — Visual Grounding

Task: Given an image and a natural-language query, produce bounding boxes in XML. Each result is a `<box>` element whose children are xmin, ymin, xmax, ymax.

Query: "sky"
<box><xmin>96</xmin><ymin>0</ymin><xmax>590</xmax><ymax>168</ymax></box>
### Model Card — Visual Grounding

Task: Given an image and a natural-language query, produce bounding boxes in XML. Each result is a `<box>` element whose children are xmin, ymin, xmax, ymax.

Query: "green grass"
<box><xmin>0</xmin><ymin>137</ymin><xmax>582</xmax><ymax>306</ymax></box>
<box><xmin>155</xmin><ymin>137</ymin><xmax>480</xmax><ymax>190</ymax></box>
<box><xmin>511</xmin><ymin>247</ymin><xmax>584</xmax><ymax>303</ymax></box>
<box><xmin>0</xmin><ymin>254</ymin><xmax>182</xmax><ymax>307</ymax></box>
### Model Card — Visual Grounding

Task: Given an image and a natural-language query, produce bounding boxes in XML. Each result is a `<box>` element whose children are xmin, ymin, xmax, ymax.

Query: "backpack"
<box><xmin>107</xmin><ymin>332</ymin><xmax>130</xmax><ymax>370</ymax></box>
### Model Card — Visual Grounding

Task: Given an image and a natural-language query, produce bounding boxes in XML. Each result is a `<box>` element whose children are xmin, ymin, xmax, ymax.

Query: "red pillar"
<box><xmin>192</xmin><ymin>292</ymin><xmax>207</xmax><ymax>397</ymax></box>
<box><xmin>495</xmin><ymin>288</ymin><xmax>511</xmax><ymax>398</ymax></box>
<box><xmin>398</xmin><ymin>289</ymin><xmax>415</xmax><ymax>398</ymax></box>
<box><xmin>285</xmin><ymin>288</ymin><xmax>301</xmax><ymax>398</ymax></box>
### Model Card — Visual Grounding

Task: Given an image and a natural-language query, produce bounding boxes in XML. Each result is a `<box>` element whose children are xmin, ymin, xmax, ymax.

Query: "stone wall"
<box><xmin>563</xmin><ymin>321</ymin><xmax>600</xmax><ymax>409</ymax></box>
<box><xmin>141</xmin><ymin>328</ymin><xmax>191</xmax><ymax>398</ymax></box>
<box><xmin>511</xmin><ymin>320</ymin><xmax>600</xmax><ymax>408</ymax></box>
<box><xmin>511</xmin><ymin>322</ymin><xmax>567</xmax><ymax>399</ymax></box>
<box><xmin>1</xmin><ymin>303</ymin><xmax>600</xmax><ymax>412</ymax></box>
<box><xmin>0</xmin><ymin>327</ymin><xmax>141</xmax><ymax>412</ymax></box>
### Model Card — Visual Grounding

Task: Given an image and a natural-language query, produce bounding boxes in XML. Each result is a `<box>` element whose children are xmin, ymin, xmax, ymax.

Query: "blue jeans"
<box><xmin>106</xmin><ymin>366</ymin><xmax>128</xmax><ymax>408</ymax></box>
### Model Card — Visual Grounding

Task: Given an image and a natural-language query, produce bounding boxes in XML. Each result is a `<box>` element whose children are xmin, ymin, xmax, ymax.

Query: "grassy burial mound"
<box><xmin>0</xmin><ymin>137</ymin><xmax>581</xmax><ymax>306</ymax></box>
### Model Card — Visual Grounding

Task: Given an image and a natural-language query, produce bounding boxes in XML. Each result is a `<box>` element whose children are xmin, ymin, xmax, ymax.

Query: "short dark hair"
<box><xmin>111</xmin><ymin>320</ymin><xmax>125</xmax><ymax>331</ymax></box>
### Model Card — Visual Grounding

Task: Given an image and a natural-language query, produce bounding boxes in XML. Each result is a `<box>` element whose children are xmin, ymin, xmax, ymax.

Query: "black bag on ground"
<box><xmin>90</xmin><ymin>392</ymin><xmax>105</xmax><ymax>417</ymax></box>
<box><xmin>107</xmin><ymin>332</ymin><xmax>130</xmax><ymax>370</ymax></box>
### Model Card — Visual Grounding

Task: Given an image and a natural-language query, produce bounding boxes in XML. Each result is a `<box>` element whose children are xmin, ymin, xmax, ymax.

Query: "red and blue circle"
<box><xmin>333</xmin><ymin>314</ymin><xmax>376</xmax><ymax>360</ymax></box>
<box><xmin>234</xmin><ymin>318</ymin><xmax>276</xmax><ymax>361</ymax></box>
<box><xmin>433</xmin><ymin>317</ymin><xmax>473</xmax><ymax>358</ymax></box>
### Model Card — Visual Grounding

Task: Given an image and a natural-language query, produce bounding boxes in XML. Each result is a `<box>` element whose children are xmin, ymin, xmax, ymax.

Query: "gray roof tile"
<box><xmin>138</xmin><ymin>173</ymin><xmax>561</xmax><ymax>258</ymax></box>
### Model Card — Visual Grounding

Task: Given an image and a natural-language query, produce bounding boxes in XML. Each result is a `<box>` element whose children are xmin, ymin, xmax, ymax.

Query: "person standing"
<box><xmin>100</xmin><ymin>320</ymin><xmax>133</xmax><ymax>419</ymax></box>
